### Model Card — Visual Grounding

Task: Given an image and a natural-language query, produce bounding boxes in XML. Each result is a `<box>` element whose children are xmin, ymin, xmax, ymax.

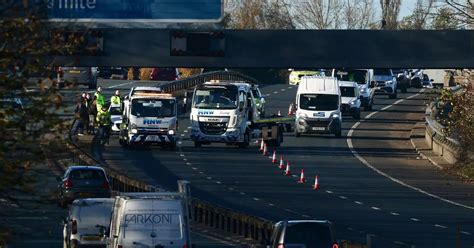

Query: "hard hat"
<box><xmin>115</xmin><ymin>90</ymin><xmax>120</xmax><ymax>95</ymax></box>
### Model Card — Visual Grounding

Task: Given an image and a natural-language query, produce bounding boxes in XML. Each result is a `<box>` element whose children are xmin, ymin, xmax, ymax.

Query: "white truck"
<box><xmin>294</xmin><ymin>76</ymin><xmax>342</xmax><ymax>137</ymax></box>
<box><xmin>119</xmin><ymin>87</ymin><xmax>178</xmax><ymax>149</ymax></box>
<box><xmin>190</xmin><ymin>81</ymin><xmax>284</xmax><ymax>148</ymax></box>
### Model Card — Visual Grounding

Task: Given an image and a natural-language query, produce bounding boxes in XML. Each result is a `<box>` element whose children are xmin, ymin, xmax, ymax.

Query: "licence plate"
<box><xmin>146</xmin><ymin>135</ymin><xmax>160</xmax><ymax>142</ymax></box>
<box><xmin>82</xmin><ymin>236</ymin><xmax>101</xmax><ymax>241</ymax></box>
<box><xmin>68</xmin><ymin>70</ymin><xmax>81</xmax><ymax>74</ymax></box>
<box><xmin>312</xmin><ymin>127</ymin><xmax>325</xmax><ymax>131</ymax></box>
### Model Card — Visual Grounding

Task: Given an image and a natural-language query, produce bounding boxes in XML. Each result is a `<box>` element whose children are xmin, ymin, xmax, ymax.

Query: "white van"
<box><xmin>63</xmin><ymin>198</ymin><xmax>115</xmax><ymax>248</ymax></box>
<box><xmin>339</xmin><ymin>81</ymin><xmax>361</xmax><ymax>120</ymax></box>
<box><xmin>294</xmin><ymin>76</ymin><xmax>342</xmax><ymax>137</ymax></box>
<box><xmin>106</xmin><ymin>192</ymin><xmax>192</xmax><ymax>248</ymax></box>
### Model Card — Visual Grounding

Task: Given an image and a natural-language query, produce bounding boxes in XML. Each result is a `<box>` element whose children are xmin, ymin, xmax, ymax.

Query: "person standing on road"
<box><xmin>89</xmin><ymin>95</ymin><xmax>98</xmax><ymax>134</ymax></box>
<box><xmin>72</xmin><ymin>97</ymin><xmax>89</xmax><ymax>136</ymax></box>
<box><xmin>111</xmin><ymin>90</ymin><xmax>121</xmax><ymax>105</ymax></box>
<box><xmin>94</xmin><ymin>86</ymin><xmax>105</xmax><ymax>111</ymax></box>
<box><xmin>96</xmin><ymin>106</ymin><xmax>111</xmax><ymax>144</ymax></box>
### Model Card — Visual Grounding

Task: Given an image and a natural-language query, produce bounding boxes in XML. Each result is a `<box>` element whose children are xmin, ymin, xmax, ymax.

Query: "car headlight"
<box><xmin>130</xmin><ymin>128</ymin><xmax>138</xmax><ymax>134</ymax></box>
<box><xmin>386</xmin><ymin>80</ymin><xmax>393</xmax><ymax>85</ymax></box>
<box><xmin>331</xmin><ymin>113</ymin><xmax>340</xmax><ymax>119</ymax></box>
<box><xmin>298</xmin><ymin>118</ymin><xmax>306</xmax><ymax>126</ymax></box>
<box><xmin>349</xmin><ymin>100</ymin><xmax>356</xmax><ymax>105</ymax></box>
<box><xmin>168</xmin><ymin>130</ymin><xmax>175</xmax><ymax>135</ymax></box>
<box><xmin>360</xmin><ymin>88</ymin><xmax>367</xmax><ymax>93</ymax></box>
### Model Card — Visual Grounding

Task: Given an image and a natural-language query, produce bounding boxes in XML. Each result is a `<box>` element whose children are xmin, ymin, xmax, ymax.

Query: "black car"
<box><xmin>267</xmin><ymin>220</ymin><xmax>338</xmax><ymax>248</ymax></box>
<box><xmin>57</xmin><ymin>166</ymin><xmax>111</xmax><ymax>208</ymax></box>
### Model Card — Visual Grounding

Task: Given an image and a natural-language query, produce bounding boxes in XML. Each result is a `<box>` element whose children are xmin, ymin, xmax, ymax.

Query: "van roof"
<box><xmin>298</xmin><ymin>76</ymin><xmax>340</xmax><ymax>95</ymax></box>
<box><xmin>118</xmin><ymin>192</ymin><xmax>186</xmax><ymax>200</ymax></box>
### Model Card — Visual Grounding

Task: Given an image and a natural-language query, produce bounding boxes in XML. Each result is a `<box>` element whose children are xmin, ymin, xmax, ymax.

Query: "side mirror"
<box><xmin>370</xmin><ymin>81</ymin><xmax>376</xmax><ymax>88</ymax></box>
<box><xmin>430</xmin><ymin>79</ymin><xmax>434</xmax><ymax>82</ymax></box>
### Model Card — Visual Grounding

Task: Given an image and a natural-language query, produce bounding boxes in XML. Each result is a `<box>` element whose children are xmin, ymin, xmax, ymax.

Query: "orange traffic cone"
<box><xmin>277</xmin><ymin>110</ymin><xmax>282</xmax><ymax>117</ymax></box>
<box><xmin>259</xmin><ymin>139</ymin><xmax>265</xmax><ymax>151</ymax></box>
<box><xmin>263</xmin><ymin>143</ymin><xmax>268</xmax><ymax>156</ymax></box>
<box><xmin>279</xmin><ymin>155</ymin><xmax>285</xmax><ymax>170</ymax></box>
<box><xmin>313</xmin><ymin>175</ymin><xmax>320</xmax><ymax>190</ymax></box>
<box><xmin>284</xmin><ymin>161</ymin><xmax>291</xmax><ymax>176</ymax></box>
<box><xmin>298</xmin><ymin>169</ymin><xmax>306</xmax><ymax>183</ymax></box>
<box><xmin>272</xmin><ymin>150</ymin><xmax>277</xmax><ymax>164</ymax></box>
<box><xmin>288</xmin><ymin>103</ymin><xmax>294</xmax><ymax>116</ymax></box>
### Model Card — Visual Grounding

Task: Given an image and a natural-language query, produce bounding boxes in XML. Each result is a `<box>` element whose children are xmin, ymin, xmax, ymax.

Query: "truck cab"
<box><xmin>119</xmin><ymin>87</ymin><xmax>177</xmax><ymax>149</ymax></box>
<box><xmin>294</xmin><ymin>76</ymin><xmax>342</xmax><ymax>137</ymax></box>
<box><xmin>190</xmin><ymin>81</ymin><xmax>259</xmax><ymax>148</ymax></box>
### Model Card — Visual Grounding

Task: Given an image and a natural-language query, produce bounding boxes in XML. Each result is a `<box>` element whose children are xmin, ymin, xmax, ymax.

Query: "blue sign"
<box><xmin>45</xmin><ymin>0</ymin><xmax>223</xmax><ymax>23</ymax></box>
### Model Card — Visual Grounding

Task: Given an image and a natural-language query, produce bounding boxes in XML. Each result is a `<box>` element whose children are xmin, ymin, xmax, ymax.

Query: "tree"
<box><xmin>444</xmin><ymin>0</ymin><xmax>473</xmax><ymax>28</ymax></box>
<box><xmin>226</xmin><ymin>0</ymin><xmax>295</xmax><ymax>29</ymax></box>
<box><xmin>0</xmin><ymin>2</ymin><xmax>81</xmax><ymax>196</ymax></box>
<box><xmin>342</xmin><ymin>0</ymin><xmax>376</xmax><ymax>29</ymax></box>
<box><xmin>294</xmin><ymin>0</ymin><xmax>344</xmax><ymax>29</ymax></box>
<box><xmin>432</xmin><ymin>7</ymin><xmax>461</xmax><ymax>29</ymax></box>
<box><xmin>380</xmin><ymin>0</ymin><xmax>401</xmax><ymax>29</ymax></box>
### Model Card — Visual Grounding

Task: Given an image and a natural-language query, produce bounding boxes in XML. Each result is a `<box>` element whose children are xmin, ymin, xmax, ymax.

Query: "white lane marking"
<box><xmin>354</xmin><ymin>201</ymin><xmax>363</xmax><ymax>205</ymax></box>
<box><xmin>253</xmin><ymin>198</ymin><xmax>260</xmax><ymax>201</ymax></box>
<box><xmin>184</xmin><ymin>130</ymin><xmax>188</xmax><ymax>133</ymax></box>
<box><xmin>284</xmin><ymin>209</ymin><xmax>295</xmax><ymax>213</ymax></box>
<box><xmin>268</xmin><ymin>203</ymin><xmax>275</xmax><ymax>207</ymax></box>
<box><xmin>198</xmin><ymin>171</ymin><xmax>204</xmax><ymax>174</ymax></box>
<box><xmin>390</xmin><ymin>212</ymin><xmax>400</xmax><ymax>216</ymax></box>
<box><xmin>434</xmin><ymin>224</ymin><xmax>447</xmax><ymax>229</ymax></box>
<box><xmin>371</xmin><ymin>206</ymin><xmax>381</xmax><ymax>211</ymax></box>
<box><xmin>181</xmin><ymin>134</ymin><xmax>185</xmax><ymax>137</ymax></box>
<box><xmin>461</xmin><ymin>231</ymin><xmax>471</xmax><ymax>235</ymax></box>
<box><xmin>180</xmin><ymin>154</ymin><xmax>185</xmax><ymax>157</ymax></box>
<box><xmin>281</xmin><ymin>89</ymin><xmax>286</xmax><ymax>91</ymax></box>
<box><xmin>410</xmin><ymin>218</ymin><xmax>420</xmax><ymax>222</ymax></box>
<box><xmin>292</xmin><ymin>175</ymin><xmax>298</xmax><ymax>178</ymax></box>
<box><xmin>273</xmin><ymin>91</ymin><xmax>279</xmax><ymax>94</ymax></box>
<box><xmin>326</xmin><ymin>190</ymin><xmax>333</xmax><ymax>194</ymax></box>
<box><xmin>109</xmin><ymin>81</ymin><xmax>137</xmax><ymax>88</ymax></box>
<box><xmin>206</xmin><ymin>176</ymin><xmax>212</xmax><ymax>180</ymax></box>
<box><xmin>339</xmin><ymin>196</ymin><xmax>348</xmax><ymax>199</ymax></box>
<box><xmin>287</xmin><ymin>86</ymin><xmax>293</xmax><ymax>89</ymax></box>
<box><xmin>240</xmin><ymin>192</ymin><xmax>246</xmax><ymax>195</ymax></box>
<box><xmin>228</xmin><ymin>187</ymin><xmax>234</xmax><ymax>191</ymax></box>
<box><xmin>187</xmin><ymin>126</ymin><xmax>192</xmax><ymax>129</ymax></box>
<box><xmin>347</xmin><ymin>227</ymin><xmax>356</xmax><ymax>231</ymax></box>
<box><xmin>393</xmin><ymin>241</ymin><xmax>406</xmax><ymax>245</ymax></box>
<box><xmin>216</xmin><ymin>181</ymin><xmax>222</xmax><ymax>184</ymax></box>
<box><xmin>346</xmin><ymin>91</ymin><xmax>474</xmax><ymax>211</ymax></box>
<box><xmin>186</xmin><ymin>163</ymin><xmax>191</xmax><ymax>166</ymax></box>
<box><xmin>191</xmin><ymin>167</ymin><xmax>198</xmax><ymax>170</ymax></box>
<box><xmin>178</xmin><ymin>141</ymin><xmax>183</xmax><ymax>145</ymax></box>
<box><xmin>302</xmin><ymin>214</ymin><xmax>311</xmax><ymax>218</ymax></box>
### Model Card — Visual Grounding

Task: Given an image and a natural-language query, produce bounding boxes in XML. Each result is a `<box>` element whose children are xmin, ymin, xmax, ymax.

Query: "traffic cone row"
<box><xmin>256</xmin><ymin>139</ymin><xmax>320</xmax><ymax>190</ymax></box>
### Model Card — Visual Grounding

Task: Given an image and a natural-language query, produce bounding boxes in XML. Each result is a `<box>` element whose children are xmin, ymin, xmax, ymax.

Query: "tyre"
<box><xmin>238</xmin><ymin>131</ymin><xmax>250</xmax><ymax>148</ymax></box>
<box><xmin>353</xmin><ymin>109</ymin><xmax>361</xmax><ymax>120</ymax></box>
<box><xmin>295</xmin><ymin>129</ymin><xmax>301</xmax><ymax>137</ymax></box>
<box><xmin>389</xmin><ymin>91</ymin><xmax>397</xmax><ymax>99</ymax></box>
<box><xmin>194</xmin><ymin>141</ymin><xmax>202</xmax><ymax>148</ymax></box>
<box><xmin>335</xmin><ymin>128</ymin><xmax>342</xmax><ymax>138</ymax></box>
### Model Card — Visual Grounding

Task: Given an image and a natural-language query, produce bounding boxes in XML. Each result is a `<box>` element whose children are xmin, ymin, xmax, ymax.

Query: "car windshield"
<box><xmin>299</xmin><ymin>94</ymin><xmax>339</xmax><ymax>111</ymax></box>
<box><xmin>333</xmin><ymin>69</ymin><xmax>367</xmax><ymax>85</ymax></box>
<box><xmin>109</xmin><ymin>106</ymin><xmax>121</xmax><ymax>116</ymax></box>
<box><xmin>284</xmin><ymin>222</ymin><xmax>333</xmax><ymax>248</ymax></box>
<box><xmin>193</xmin><ymin>86</ymin><xmax>238</xmax><ymax>109</ymax></box>
<box><xmin>69</xmin><ymin>169</ymin><xmax>105</xmax><ymax>180</ymax></box>
<box><xmin>340</xmin><ymin>86</ymin><xmax>355</xmax><ymax>97</ymax></box>
<box><xmin>131</xmin><ymin>99</ymin><xmax>176</xmax><ymax>117</ymax></box>
<box><xmin>374</xmin><ymin>69</ymin><xmax>392</xmax><ymax>75</ymax></box>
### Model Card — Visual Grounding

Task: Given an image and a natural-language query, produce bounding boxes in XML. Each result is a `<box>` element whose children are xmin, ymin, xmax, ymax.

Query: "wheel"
<box><xmin>194</xmin><ymin>141</ymin><xmax>202</xmax><ymax>148</ymax></box>
<box><xmin>238</xmin><ymin>131</ymin><xmax>250</xmax><ymax>148</ymax></box>
<box><xmin>295</xmin><ymin>129</ymin><xmax>301</xmax><ymax>137</ymax></box>
<box><xmin>335</xmin><ymin>128</ymin><xmax>342</xmax><ymax>138</ymax></box>
<box><xmin>353</xmin><ymin>110</ymin><xmax>361</xmax><ymax>120</ymax></box>
<box><xmin>389</xmin><ymin>91</ymin><xmax>397</xmax><ymax>99</ymax></box>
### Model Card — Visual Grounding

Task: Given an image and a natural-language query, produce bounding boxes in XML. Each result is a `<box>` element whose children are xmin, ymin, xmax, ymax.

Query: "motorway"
<box><xmin>90</xmin><ymin>80</ymin><xmax>473</xmax><ymax>247</ymax></box>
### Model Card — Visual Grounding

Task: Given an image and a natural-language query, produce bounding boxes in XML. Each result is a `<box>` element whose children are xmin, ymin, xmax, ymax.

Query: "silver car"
<box><xmin>58</xmin><ymin>67</ymin><xmax>98</xmax><ymax>89</ymax></box>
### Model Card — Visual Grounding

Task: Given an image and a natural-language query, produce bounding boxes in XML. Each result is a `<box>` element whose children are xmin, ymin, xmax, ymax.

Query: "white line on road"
<box><xmin>390</xmin><ymin>212</ymin><xmax>400</xmax><ymax>216</ymax></box>
<box><xmin>186</xmin><ymin>163</ymin><xmax>191</xmax><ymax>166</ymax></box>
<box><xmin>183</xmin><ymin>158</ymin><xmax>188</xmax><ymax>161</ymax></box>
<box><xmin>253</xmin><ymin>198</ymin><xmax>260</xmax><ymax>201</ymax></box>
<box><xmin>288</xmin><ymin>86</ymin><xmax>293</xmax><ymax>89</ymax></box>
<box><xmin>354</xmin><ymin>201</ymin><xmax>363</xmax><ymax>205</ymax></box>
<box><xmin>273</xmin><ymin>91</ymin><xmax>279</xmax><ymax>94</ymax></box>
<box><xmin>191</xmin><ymin>167</ymin><xmax>198</xmax><ymax>170</ymax></box>
<box><xmin>109</xmin><ymin>81</ymin><xmax>137</xmax><ymax>88</ymax></box>
<box><xmin>410</xmin><ymin>218</ymin><xmax>420</xmax><ymax>222</ymax></box>
<box><xmin>268</xmin><ymin>203</ymin><xmax>275</xmax><ymax>207</ymax></box>
<box><xmin>339</xmin><ymin>196</ymin><xmax>348</xmax><ymax>199</ymax></box>
<box><xmin>371</xmin><ymin>206</ymin><xmax>381</xmax><ymax>211</ymax></box>
<box><xmin>346</xmin><ymin>90</ymin><xmax>474</xmax><ymax>211</ymax></box>
<box><xmin>302</xmin><ymin>214</ymin><xmax>311</xmax><ymax>218</ymax></box>
<box><xmin>216</xmin><ymin>181</ymin><xmax>222</xmax><ymax>184</ymax></box>
<box><xmin>180</xmin><ymin>154</ymin><xmax>185</xmax><ymax>157</ymax></box>
<box><xmin>434</xmin><ymin>224</ymin><xmax>447</xmax><ymax>229</ymax></box>
<box><xmin>326</xmin><ymin>190</ymin><xmax>333</xmax><ymax>194</ymax></box>
<box><xmin>240</xmin><ymin>192</ymin><xmax>246</xmax><ymax>195</ymax></box>
<box><xmin>206</xmin><ymin>176</ymin><xmax>212</xmax><ymax>180</ymax></box>
<box><xmin>199</xmin><ymin>171</ymin><xmax>204</xmax><ymax>175</ymax></box>
<box><xmin>461</xmin><ymin>231</ymin><xmax>472</xmax><ymax>235</ymax></box>
<box><xmin>281</xmin><ymin>89</ymin><xmax>286</xmax><ymax>91</ymax></box>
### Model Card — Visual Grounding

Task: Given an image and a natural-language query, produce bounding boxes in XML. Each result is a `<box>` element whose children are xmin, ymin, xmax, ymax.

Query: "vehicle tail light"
<box><xmin>102</xmin><ymin>181</ymin><xmax>110</xmax><ymax>190</ymax></box>
<box><xmin>64</xmin><ymin>179</ymin><xmax>73</xmax><ymax>189</ymax></box>
<box><xmin>277</xmin><ymin>244</ymin><xmax>285</xmax><ymax>248</ymax></box>
<box><xmin>71</xmin><ymin>220</ymin><xmax>77</xmax><ymax>234</ymax></box>
<box><xmin>332</xmin><ymin>243</ymin><xmax>339</xmax><ymax>248</ymax></box>
<box><xmin>118</xmin><ymin>246</ymin><xmax>122</xmax><ymax>248</ymax></box>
